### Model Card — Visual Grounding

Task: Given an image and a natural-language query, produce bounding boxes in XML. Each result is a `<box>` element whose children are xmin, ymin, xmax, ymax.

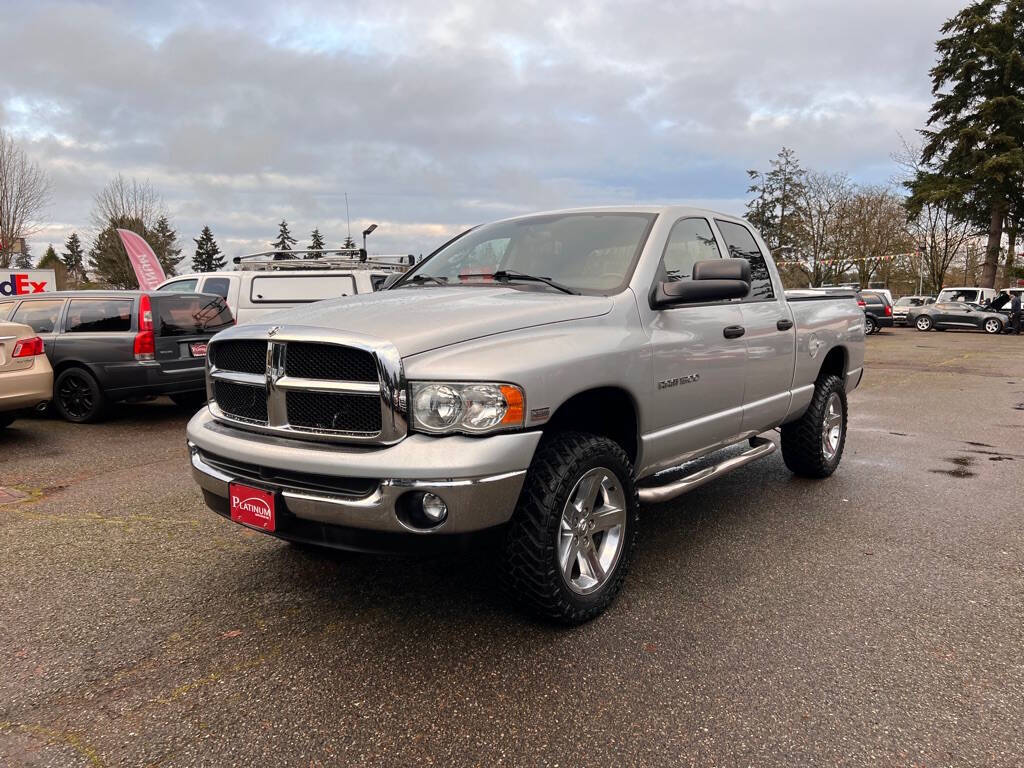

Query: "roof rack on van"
<box><xmin>232</xmin><ymin>249</ymin><xmax>416</xmax><ymax>272</ymax></box>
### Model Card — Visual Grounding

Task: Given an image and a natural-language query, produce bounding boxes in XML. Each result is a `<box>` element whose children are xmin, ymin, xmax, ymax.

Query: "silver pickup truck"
<box><xmin>186</xmin><ymin>206</ymin><xmax>864</xmax><ymax>623</ymax></box>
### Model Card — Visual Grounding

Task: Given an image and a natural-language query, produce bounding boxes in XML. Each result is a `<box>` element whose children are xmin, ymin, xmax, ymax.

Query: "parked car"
<box><xmin>935</xmin><ymin>286</ymin><xmax>999</xmax><ymax>305</ymax></box>
<box><xmin>0</xmin><ymin>320</ymin><xmax>53</xmax><ymax>428</ymax></box>
<box><xmin>186</xmin><ymin>206</ymin><xmax>865</xmax><ymax>624</ymax></box>
<box><xmin>907</xmin><ymin>298</ymin><xmax>1008</xmax><ymax>334</ymax></box>
<box><xmin>156</xmin><ymin>251</ymin><xmax>410</xmax><ymax>324</ymax></box>
<box><xmin>858</xmin><ymin>290</ymin><xmax>893</xmax><ymax>334</ymax></box>
<box><xmin>892</xmin><ymin>295</ymin><xmax>935</xmax><ymax>326</ymax></box>
<box><xmin>0</xmin><ymin>290</ymin><xmax>233</xmax><ymax>422</ymax></box>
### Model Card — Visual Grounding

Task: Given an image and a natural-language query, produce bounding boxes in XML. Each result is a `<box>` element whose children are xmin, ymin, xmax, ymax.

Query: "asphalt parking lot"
<box><xmin>2</xmin><ymin>328</ymin><xmax>1023</xmax><ymax>767</ymax></box>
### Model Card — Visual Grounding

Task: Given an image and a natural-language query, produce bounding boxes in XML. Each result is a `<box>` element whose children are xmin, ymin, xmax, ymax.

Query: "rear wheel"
<box><xmin>864</xmin><ymin>315</ymin><xmax>877</xmax><ymax>335</ymax></box>
<box><xmin>781</xmin><ymin>374</ymin><xmax>847</xmax><ymax>478</ymax></box>
<box><xmin>499</xmin><ymin>432</ymin><xmax>638</xmax><ymax>624</ymax></box>
<box><xmin>984</xmin><ymin>317</ymin><xmax>1003</xmax><ymax>334</ymax></box>
<box><xmin>54</xmin><ymin>367</ymin><xmax>106</xmax><ymax>423</ymax></box>
<box><xmin>915</xmin><ymin>315</ymin><xmax>933</xmax><ymax>331</ymax></box>
<box><xmin>0</xmin><ymin>413</ymin><xmax>14</xmax><ymax>429</ymax></box>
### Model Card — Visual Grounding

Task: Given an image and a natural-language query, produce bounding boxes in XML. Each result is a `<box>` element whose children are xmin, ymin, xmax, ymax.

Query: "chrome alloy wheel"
<box><xmin>557</xmin><ymin>467</ymin><xmax>627</xmax><ymax>595</ymax></box>
<box><xmin>984</xmin><ymin>318</ymin><xmax>1002</xmax><ymax>334</ymax></box>
<box><xmin>916</xmin><ymin>316</ymin><xmax>931</xmax><ymax>331</ymax></box>
<box><xmin>821</xmin><ymin>392</ymin><xmax>844</xmax><ymax>462</ymax></box>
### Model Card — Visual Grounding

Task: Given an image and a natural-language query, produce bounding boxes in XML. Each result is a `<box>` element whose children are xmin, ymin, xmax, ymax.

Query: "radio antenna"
<box><xmin>345</xmin><ymin>192</ymin><xmax>351</xmax><ymax>239</ymax></box>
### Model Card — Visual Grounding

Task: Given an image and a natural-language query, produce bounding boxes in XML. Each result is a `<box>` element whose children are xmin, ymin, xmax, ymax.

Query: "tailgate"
<box><xmin>0</xmin><ymin>322</ymin><xmax>35</xmax><ymax>373</ymax></box>
<box><xmin>151</xmin><ymin>294</ymin><xmax>234</xmax><ymax>369</ymax></box>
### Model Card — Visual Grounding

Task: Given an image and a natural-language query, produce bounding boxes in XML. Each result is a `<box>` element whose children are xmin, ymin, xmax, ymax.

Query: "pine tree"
<box><xmin>341</xmin><ymin>235</ymin><xmax>357</xmax><ymax>250</ymax></box>
<box><xmin>307</xmin><ymin>227</ymin><xmax>326</xmax><ymax>259</ymax></box>
<box><xmin>150</xmin><ymin>216</ymin><xmax>183</xmax><ymax>277</ymax></box>
<box><xmin>271</xmin><ymin>219</ymin><xmax>297</xmax><ymax>260</ymax></box>
<box><xmin>192</xmin><ymin>225</ymin><xmax>225</xmax><ymax>272</ymax></box>
<box><xmin>89</xmin><ymin>218</ymin><xmax>145</xmax><ymax>288</ymax></box>
<box><xmin>908</xmin><ymin>0</ymin><xmax>1024</xmax><ymax>288</ymax></box>
<box><xmin>38</xmin><ymin>244</ymin><xmax>59</xmax><ymax>269</ymax></box>
<box><xmin>745</xmin><ymin>147</ymin><xmax>807</xmax><ymax>252</ymax></box>
<box><xmin>13</xmin><ymin>242</ymin><xmax>32</xmax><ymax>269</ymax></box>
<box><xmin>62</xmin><ymin>232</ymin><xmax>85</xmax><ymax>285</ymax></box>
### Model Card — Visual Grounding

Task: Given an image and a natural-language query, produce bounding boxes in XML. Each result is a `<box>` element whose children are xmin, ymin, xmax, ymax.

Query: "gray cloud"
<box><xmin>0</xmin><ymin>0</ymin><xmax>959</xmax><ymax>265</ymax></box>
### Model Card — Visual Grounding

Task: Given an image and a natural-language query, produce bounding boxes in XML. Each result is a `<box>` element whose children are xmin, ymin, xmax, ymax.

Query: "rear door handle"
<box><xmin>776</xmin><ymin>318</ymin><xmax>794</xmax><ymax>331</ymax></box>
<box><xmin>723</xmin><ymin>325</ymin><xmax>745</xmax><ymax>339</ymax></box>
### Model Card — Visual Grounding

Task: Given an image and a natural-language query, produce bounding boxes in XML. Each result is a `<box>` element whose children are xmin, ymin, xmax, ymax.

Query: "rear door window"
<box><xmin>11</xmin><ymin>299</ymin><xmax>64</xmax><ymax>333</ymax></box>
<box><xmin>65</xmin><ymin>299</ymin><xmax>133</xmax><ymax>333</ymax></box>
<box><xmin>201</xmin><ymin>277</ymin><xmax>232</xmax><ymax>298</ymax></box>
<box><xmin>0</xmin><ymin>301</ymin><xmax>14</xmax><ymax>320</ymax></box>
<box><xmin>250</xmin><ymin>274</ymin><xmax>356</xmax><ymax>303</ymax></box>
<box><xmin>714</xmin><ymin>220</ymin><xmax>775</xmax><ymax>300</ymax></box>
<box><xmin>153</xmin><ymin>295</ymin><xmax>234</xmax><ymax>336</ymax></box>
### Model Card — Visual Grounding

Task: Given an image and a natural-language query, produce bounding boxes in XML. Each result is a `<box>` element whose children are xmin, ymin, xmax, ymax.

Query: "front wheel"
<box><xmin>915</xmin><ymin>316</ymin><xmax>933</xmax><ymax>331</ymax></box>
<box><xmin>984</xmin><ymin>317</ymin><xmax>1003</xmax><ymax>334</ymax></box>
<box><xmin>781</xmin><ymin>374</ymin><xmax>848</xmax><ymax>478</ymax></box>
<box><xmin>499</xmin><ymin>432</ymin><xmax>638</xmax><ymax>624</ymax></box>
<box><xmin>54</xmin><ymin>367</ymin><xmax>107</xmax><ymax>423</ymax></box>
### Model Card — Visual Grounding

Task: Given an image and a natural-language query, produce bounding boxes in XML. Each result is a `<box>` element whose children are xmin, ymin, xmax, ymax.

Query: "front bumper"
<box><xmin>186</xmin><ymin>407</ymin><xmax>539</xmax><ymax>538</ymax></box>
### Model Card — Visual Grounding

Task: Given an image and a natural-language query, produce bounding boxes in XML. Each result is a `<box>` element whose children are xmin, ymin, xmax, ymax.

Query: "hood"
<box><xmin>988</xmin><ymin>293</ymin><xmax>1011</xmax><ymax>311</ymax></box>
<box><xmin>252</xmin><ymin>286</ymin><xmax>615</xmax><ymax>356</ymax></box>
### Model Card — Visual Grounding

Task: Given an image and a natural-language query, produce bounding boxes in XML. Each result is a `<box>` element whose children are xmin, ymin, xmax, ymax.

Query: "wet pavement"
<box><xmin>2</xmin><ymin>327</ymin><xmax>1023</xmax><ymax>766</ymax></box>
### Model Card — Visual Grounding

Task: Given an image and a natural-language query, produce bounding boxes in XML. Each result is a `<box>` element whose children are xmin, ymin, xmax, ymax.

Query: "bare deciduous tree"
<box><xmin>90</xmin><ymin>174</ymin><xmax>164</xmax><ymax>233</ymax></box>
<box><xmin>795</xmin><ymin>171</ymin><xmax>855</xmax><ymax>287</ymax></box>
<box><xmin>0</xmin><ymin>130</ymin><xmax>52</xmax><ymax>268</ymax></box>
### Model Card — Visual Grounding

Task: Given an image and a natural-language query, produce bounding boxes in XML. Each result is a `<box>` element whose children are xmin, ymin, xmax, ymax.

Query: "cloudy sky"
<box><xmin>2</xmin><ymin>0</ymin><xmax>963</xmax><ymax>269</ymax></box>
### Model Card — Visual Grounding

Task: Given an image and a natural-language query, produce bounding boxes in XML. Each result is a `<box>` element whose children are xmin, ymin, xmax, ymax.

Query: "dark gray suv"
<box><xmin>0</xmin><ymin>290</ymin><xmax>233</xmax><ymax>422</ymax></box>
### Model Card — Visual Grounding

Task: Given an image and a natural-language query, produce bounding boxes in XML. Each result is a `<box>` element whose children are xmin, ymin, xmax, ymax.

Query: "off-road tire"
<box><xmin>54</xmin><ymin>367</ymin><xmax>107</xmax><ymax>423</ymax></box>
<box><xmin>499</xmin><ymin>431</ymin><xmax>639</xmax><ymax>624</ymax></box>
<box><xmin>781</xmin><ymin>374</ymin><xmax>847</xmax><ymax>478</ymax></box>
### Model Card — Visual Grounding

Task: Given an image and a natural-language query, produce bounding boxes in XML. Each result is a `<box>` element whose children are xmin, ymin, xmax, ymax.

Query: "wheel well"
<box><xmin>53</xmin><ymin>360</ymin><xmax>94</xmax><ymax>377</ymax></box>
<box><xmin>816</xmin><ymin>346</ymin><xmax>847</xmax><ymax>384</ymax></box>
<box><xmin>543</xmin><ymin>387</ymin><xmax>639</xmax><ymax>464</ymax></box>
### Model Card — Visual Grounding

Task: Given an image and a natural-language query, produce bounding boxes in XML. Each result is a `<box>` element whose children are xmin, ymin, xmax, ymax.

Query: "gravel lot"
<box><xmin>2</xmin><ymin>328</ymin><xmax>1023</xmax><ymax>767</ymax></box>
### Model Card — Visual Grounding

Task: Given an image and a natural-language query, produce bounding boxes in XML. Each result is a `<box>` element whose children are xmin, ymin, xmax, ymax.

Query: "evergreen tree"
<box><xmin>271</xmin><ymin>219</ymin><xmax>297</xmax><ymax>260</ymax></box>
<box><xmin>62</xmin><ymin>232</ymin><xmax>86</xmax><ymax>285</ymax></box>
<box><xmin>908</xmin><ymin>0</ymin><xmax>1024</xmax><ymax>288</ymax></box>
<box><xmin>13</xmin><ymin>242</ymin><xmax>32</xmax><ymax>269</ymax></box>
<box><xmin>307</xmin><ymin>227</ymin><xmax>326</xmax><ymax>259</ymax></box>
<box><xmin>192</xmin><ymin>225</ymin><xmax>225</xmax><ymax>272</ymax></box>
<box><xmin>746</xmin><ymin>147</ymin><xmax>808</xmax><ymax>252</ymax></box>
<box><xmin>88</xmin><ymin>217</ymin><xmax>146</xmax><ymax>288</ymax></box>
<box><xmin>38</xmin><ymin>244</ymin><xmax>59</xmax><ymax>269</ymax></box>
<box><xmin>341</xmin><ymin>235</ymin><xmax>357</xmax><ymax>250</ymax></box>
<box><xmin>150</xmin><ymin>216</ymin><xmax>183</xmax><ymax>277</ymax></box>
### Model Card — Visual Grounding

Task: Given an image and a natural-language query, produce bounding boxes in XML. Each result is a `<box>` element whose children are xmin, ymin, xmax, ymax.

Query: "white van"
<box><xmin>156</xmin><ymin>251</ymin><xmax>411</xmax><ymax>324</ymax></box>
<box><xmin>935</xmin><ymin>286</ymin><xmax>999</xmax><ymax>306</ymax></box>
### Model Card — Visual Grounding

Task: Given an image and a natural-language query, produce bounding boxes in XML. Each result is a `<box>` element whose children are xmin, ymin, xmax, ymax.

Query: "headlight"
<box><xmin>410</xmin><ymin>382</ymin><xmax>525</xmax><ymax>434</ymax></box>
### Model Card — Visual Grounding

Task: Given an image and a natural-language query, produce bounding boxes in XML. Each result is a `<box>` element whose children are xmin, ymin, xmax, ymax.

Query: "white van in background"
<box><xmin>936</xmin><ymin>286</ymin><xmax>999</xmax><ymax>305</ymax></box>
<box><xmin>156</xmin><ymin>250</ymin><xmax>412</xmax><ymax>324</ymax></box>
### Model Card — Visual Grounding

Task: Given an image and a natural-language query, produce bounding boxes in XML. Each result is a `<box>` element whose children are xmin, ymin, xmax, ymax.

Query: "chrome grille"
<box><xmin>284</xmin><ymin>342</ymin><xmax>377</xmax><ymax>382</ymax></box>
<box><xmin>207</xmin><ymin>332</ymin><xmax>405</xmax><ymax>444</ymax></box>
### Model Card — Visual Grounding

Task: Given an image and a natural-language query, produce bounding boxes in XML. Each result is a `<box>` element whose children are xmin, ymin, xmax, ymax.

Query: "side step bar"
<box><xmin>637</xmin><ymin>436</ymin><xmax>777</xmax><ymax>504</ymax></box>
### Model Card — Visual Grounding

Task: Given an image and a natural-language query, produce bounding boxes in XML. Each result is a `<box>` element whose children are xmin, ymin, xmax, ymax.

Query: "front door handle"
<box><xmin>777</xmin><ymin>318</ymin><xmax>794</xmax><ymax>331</ymax></box>
<box><xmin>723</xmin><ymin>325</ymin><xmax>745</xmax><ymax>339</ymax></box>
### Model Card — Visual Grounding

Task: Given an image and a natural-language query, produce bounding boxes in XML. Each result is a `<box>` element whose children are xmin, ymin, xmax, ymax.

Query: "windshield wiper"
<box><xmin>401</xmin><ymin>274</ymin><xmax>449</xmax><ymax>287</ymax></box>
<box><xmin>490</xmin><ymin>270</ymin><xmax>579</xmax><ymax>295</ymax></box>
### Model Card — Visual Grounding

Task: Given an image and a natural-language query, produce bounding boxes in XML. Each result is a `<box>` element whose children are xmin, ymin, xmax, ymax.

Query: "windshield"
<box><xmin>400</xmin><ymin>212</ymin><xmax>657</xmax><ymax>295</ymax></box>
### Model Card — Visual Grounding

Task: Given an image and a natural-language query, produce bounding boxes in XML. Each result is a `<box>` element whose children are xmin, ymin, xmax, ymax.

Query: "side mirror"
<box><xmin>653</xmin><ymin>258</ymin><xmax>750</xmax><ymax>307</ymax></box>
<box><xmin>381</xmin><ymin>273</ymin><xmax>403</xmax><ymax>290</ymax></box>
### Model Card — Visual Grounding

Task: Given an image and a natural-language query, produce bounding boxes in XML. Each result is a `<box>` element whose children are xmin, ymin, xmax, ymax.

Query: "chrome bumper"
<box><xmin>186</xmin><ymin>408</ymin><xmax>539</xmax><ymax>535</ymax></box>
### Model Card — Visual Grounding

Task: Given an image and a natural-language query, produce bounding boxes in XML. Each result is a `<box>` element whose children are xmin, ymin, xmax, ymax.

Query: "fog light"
<box><xmin>421</xmin><ymin>493</ymin><xmax>448</xmax><ymax>523</ymax></box>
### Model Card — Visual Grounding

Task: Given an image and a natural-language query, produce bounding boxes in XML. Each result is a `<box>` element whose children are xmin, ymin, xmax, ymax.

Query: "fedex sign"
<box><xmin>0</xmin><ymin>269</ymin><xmax>56</xmax><ymax>296</ymax></box>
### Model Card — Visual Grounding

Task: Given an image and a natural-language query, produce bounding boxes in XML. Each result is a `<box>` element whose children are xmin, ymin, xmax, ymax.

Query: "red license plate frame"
<box><xmin>229</xmin><ymin>482</ymin><xmax>276</xmax><ymax>532</ymax></box>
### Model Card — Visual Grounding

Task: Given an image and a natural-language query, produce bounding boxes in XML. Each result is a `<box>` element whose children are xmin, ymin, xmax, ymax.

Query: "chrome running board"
<box><xmin>637</xmin><ymin>436</ymin><xmax>777</xmax><ymax>504</ymax></box>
